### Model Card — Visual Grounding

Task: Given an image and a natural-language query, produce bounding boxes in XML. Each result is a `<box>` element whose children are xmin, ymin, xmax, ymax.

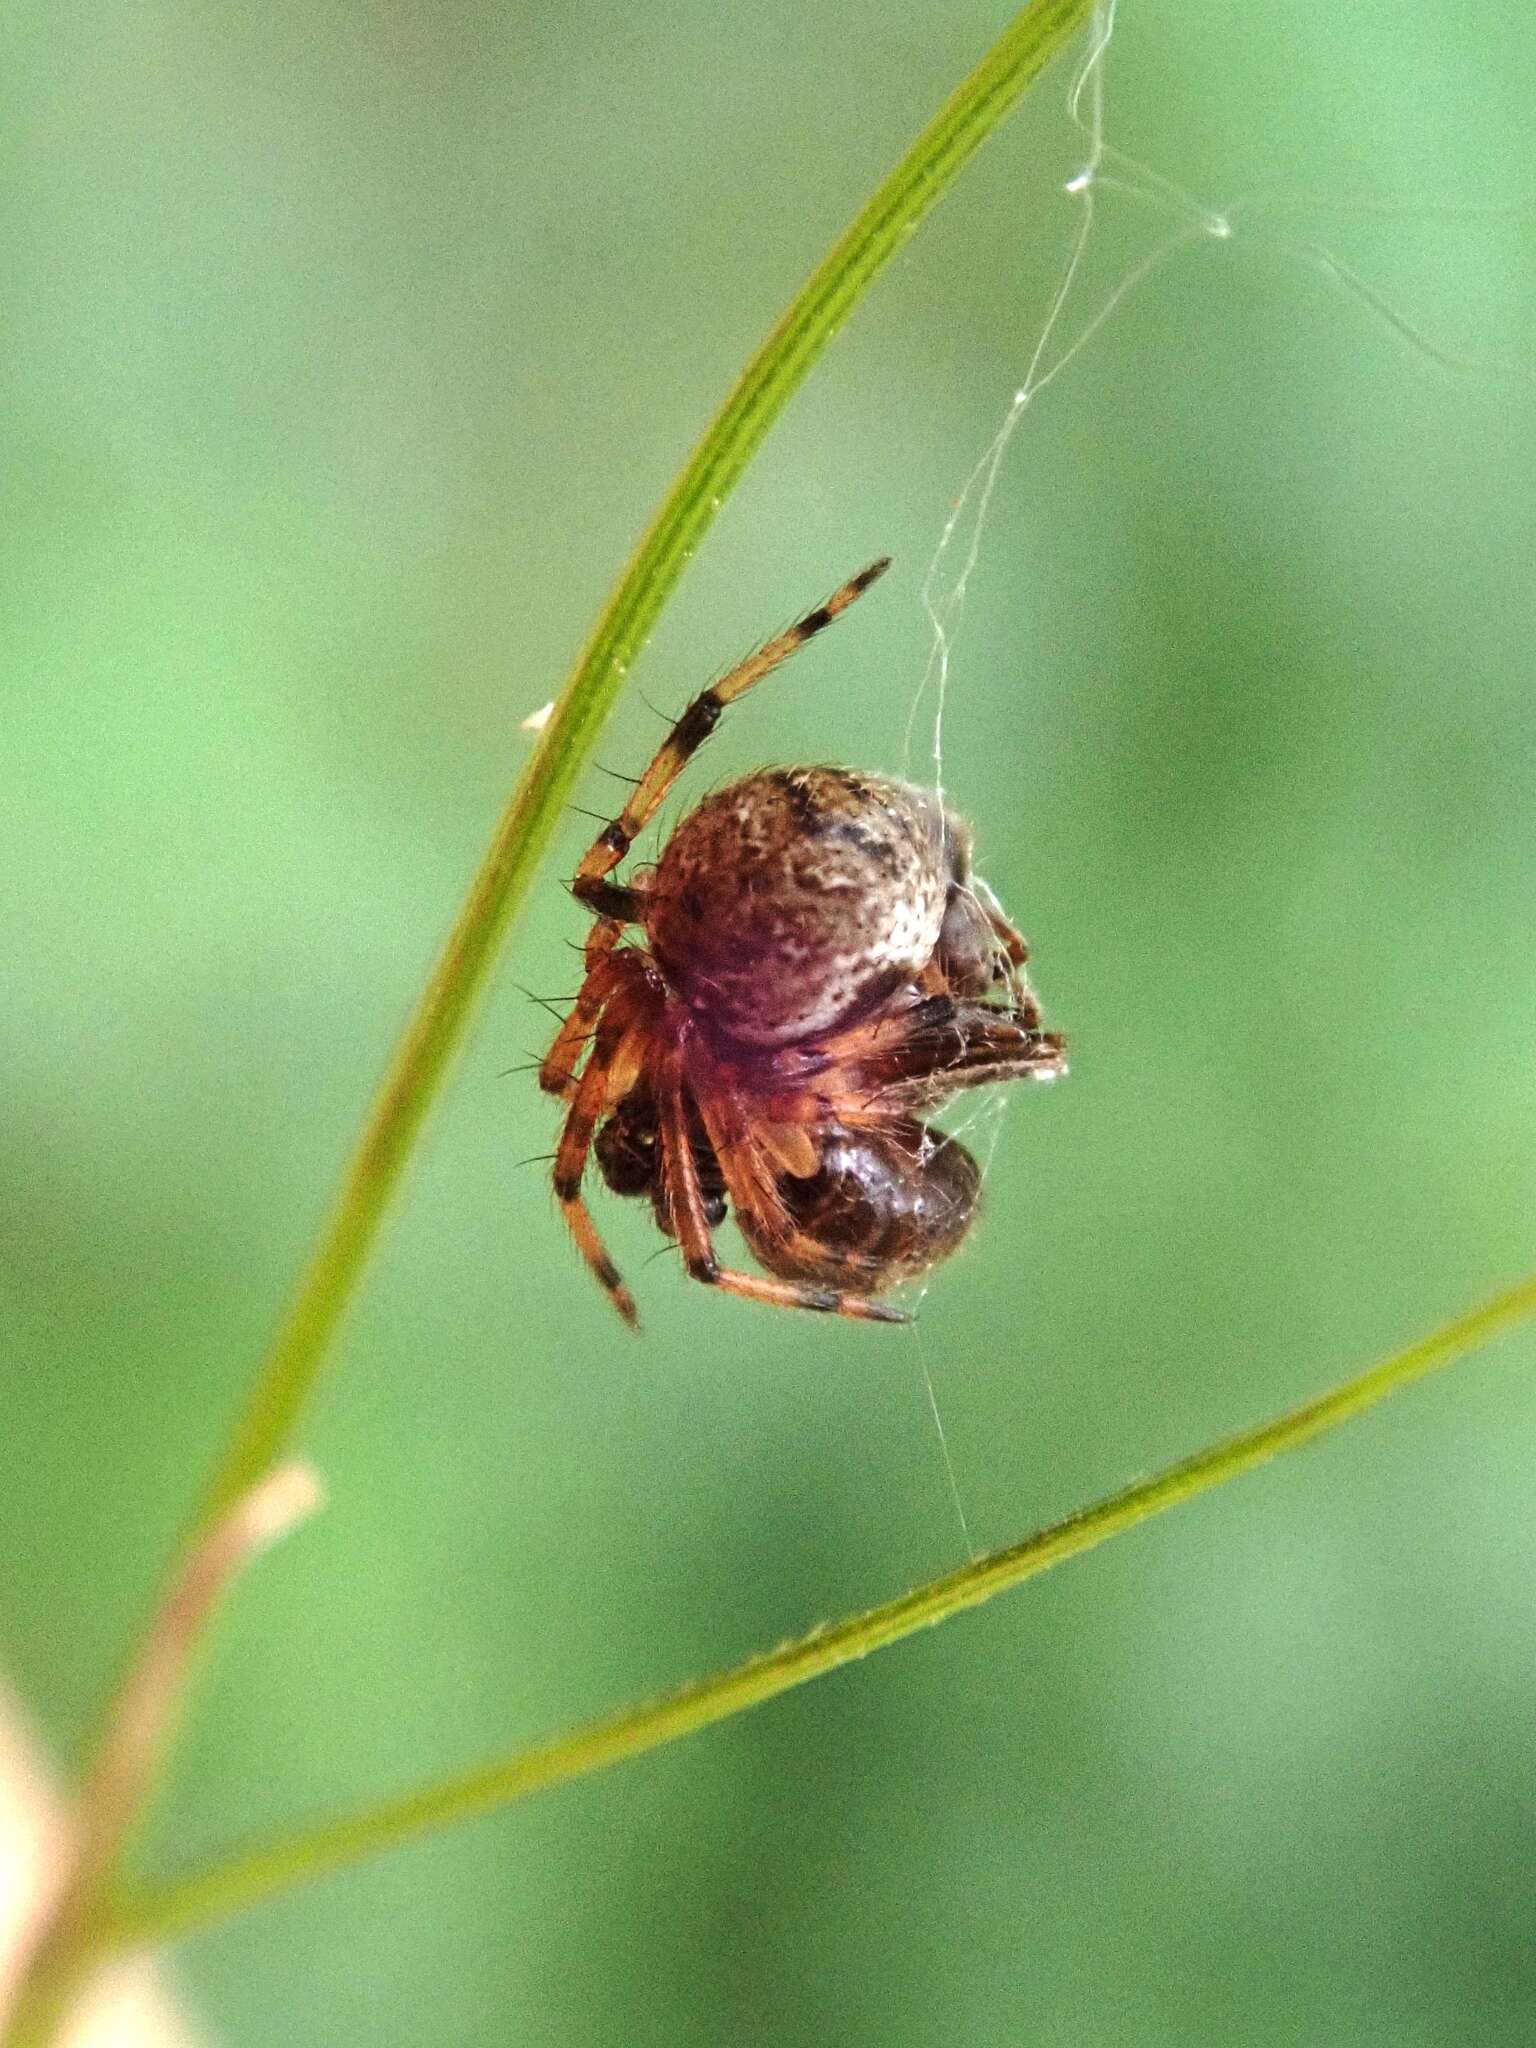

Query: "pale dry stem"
<box><xmin>2</xmin><ymin>1465</ymin><xmax>322</xmax><ymax>2043</ymax></box>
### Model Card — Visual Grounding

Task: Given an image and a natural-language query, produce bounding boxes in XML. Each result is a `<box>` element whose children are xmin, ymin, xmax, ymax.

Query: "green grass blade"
<box><xmin>104</xmin><ymin>1267</ymin><xmax>1536</xmax><ymax>1954</ymax></box>
<box><xmin>1</xmin><ymin>10</ymin><xmax>1094</xmax><ymax>2043</ymax></box>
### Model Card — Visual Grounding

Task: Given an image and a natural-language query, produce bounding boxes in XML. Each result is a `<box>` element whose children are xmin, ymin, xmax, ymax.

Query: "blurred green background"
<box><xmin>6</xmin><ymin>1</ymin><xmax>1536</xmax><ymax>2042</ymax></box>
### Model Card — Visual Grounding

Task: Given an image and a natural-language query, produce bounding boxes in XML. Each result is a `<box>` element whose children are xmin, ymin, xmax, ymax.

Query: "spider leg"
<box><xmin>569</xmin><ymin>557</ymin><xmax>890</xmax><ymax>918</ymax></box>
<box><xmin>976</xmin><ymin>890</ymin><xmax>1041</xmax><ymax>1023</ymax></box>
<box><xmin>923</xmin><ymin>885</ymin><xmax>1041</xmax><ymax>1024</ymax></box>
<box><xmin>971</xmin><ymin>875</ymin><xmax>1029</xmax><ymax>970</ymax></box>
<box><xmin>841</xmin><ymin>999</ymin><xmax>1066</xmax><ymax>1111</ymax></box>
<box><xmin>763</xmin><ymin>995</ymin><xmax>1062</xmax><ymax>1120</ymax></box>
<box><xmin>670</xmin><ymin>1071</ymin><xmax>910</xmax><ymax>1324</ymax></box>
<box><xmin>538</xmin><ymin>947</ymin><xmax>635</xmax><ymax>1099</ymax></box>
<box><xmin>958</xmin><ymin>876</ymin><xmax>1039</xmax><ymax>1018</ymax></box>
<box><xmin>551</xmin><ymin>1017</ymin><xmax>645</xmax><ymax>1328</ymax></box>
<box><xmin>1010</xmin><ymin>982</ymin><xmax>1045</xmax><ymax>1033</ymax></box>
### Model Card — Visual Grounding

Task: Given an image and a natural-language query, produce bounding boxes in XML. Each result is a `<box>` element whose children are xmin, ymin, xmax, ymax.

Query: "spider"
<box><xmin>539</xmin><ymin>557</ymin><xmax>1066</xmax><ymax>1326</ymax></box>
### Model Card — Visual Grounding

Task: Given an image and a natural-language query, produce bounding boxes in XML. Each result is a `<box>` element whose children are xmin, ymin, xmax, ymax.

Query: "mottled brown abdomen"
<box><xmin>645</xmin><ymin>767</ymin><xmax>948</xmax><ymax>1047</ymax></box>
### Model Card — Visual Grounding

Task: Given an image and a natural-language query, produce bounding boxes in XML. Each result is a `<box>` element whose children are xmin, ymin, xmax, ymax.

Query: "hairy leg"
<box><xmin>537</xmin><ymin>949</ymin><xmax>637</xmax><ymax>1100</ymax></box>
<box><xmin>569</xmin><ymin>559</ymin><xmax>890</xmax><ymax>918</ymax></box>
<box><xmin>671</xmin><ymin>1069</ymin><xmax>909</xmax><ymax>1324</ymax></box>
<box><xmin>764</xmin><ymin>993</ymin><xmax>1066</xmax><ymax>1119</ymax></box>
<box><xmin>551</xmin><ymin>1020</ymin><xmax>645</xmax><ymax>1327</ymax></box>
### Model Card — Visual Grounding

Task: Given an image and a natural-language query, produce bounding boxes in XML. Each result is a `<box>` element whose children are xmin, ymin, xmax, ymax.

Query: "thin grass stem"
<box><xmin>0</xmin><ymin>8</ymin><xmax>1093</xmax><ymax>2042</ymax></box>
<box><xmin>97</xmin><ymin>1268</ymin><xmax>1536</xmax><ymax>1956</ymax></box>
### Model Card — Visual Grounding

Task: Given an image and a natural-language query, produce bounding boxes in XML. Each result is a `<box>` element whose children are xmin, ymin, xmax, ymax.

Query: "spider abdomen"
<box><xmin>647</xmin><ymin>767</ymin><xmax>948</xmax><ymax>1048</ymax></box>
<box><xmin>738</xmin><ymin>1119</ymin><xmax>980</xmax><ymax>1295</ymax></box>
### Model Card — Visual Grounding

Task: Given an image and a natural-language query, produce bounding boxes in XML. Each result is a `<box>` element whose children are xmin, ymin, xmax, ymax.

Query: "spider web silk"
<box><xmin>895</xmin><ymin>0</ymin><xmax>1532</xmax><ymax>1550</ymax></box>
<box><xmin>902</xmin><ymin>0</ymin><xmax>1531</xmax><ymax>812</ymax></box>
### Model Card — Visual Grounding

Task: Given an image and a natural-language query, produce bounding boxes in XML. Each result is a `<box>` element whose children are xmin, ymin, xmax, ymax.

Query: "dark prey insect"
<box><xmin>539</xmin><ymin>557</ymin><xmax>1066</xmax><ymax>1326</ymax></box>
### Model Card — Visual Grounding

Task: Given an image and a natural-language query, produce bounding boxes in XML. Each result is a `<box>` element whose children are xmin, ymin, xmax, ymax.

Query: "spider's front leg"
<box><xmin>538</xmin><ymin>948</ymin><xmax>625</xmax><ymax>1099</ymax></box>
<box><xmin>835</xmin><ymin>995</ymin><xmax>1067</xmax><ymax>1112</ymax></box>
<box><xmin>565</xmin><ymin>558</ymin><xmax>890</xmax><ymax>924</ymax></box>
<box><xmin>549</xmin><ymin>981</ymin><xmax>661</xmax><ymax>1325</ymax></box>
<box><xmin>931</xmin><ymin>866</ymin><xmax>1043</xmax><ymax>1026</ymax></box>
<box><xmin>657</xmin><ymin>1059</ymin><xmax>909</xmax><ymax>1325</ymax></box>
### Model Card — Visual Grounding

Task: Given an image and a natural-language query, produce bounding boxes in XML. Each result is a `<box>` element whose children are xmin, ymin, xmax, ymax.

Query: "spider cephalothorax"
<box><xmin>539</xmin><ymin>558</ymin><xmax>1066</xmax><ymax>1325</ymax></box>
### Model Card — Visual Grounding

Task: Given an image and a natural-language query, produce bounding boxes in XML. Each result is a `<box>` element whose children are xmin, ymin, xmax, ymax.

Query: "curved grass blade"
<box><xmin>100</xmin><ymin>1267</ymin><xmax>1536</xmax><ymax>1954</ymax></box>
<box><xmin>2</xmin><ymin>9</ymin><xmax>1096</xmax><ymax>2044</ymax></box>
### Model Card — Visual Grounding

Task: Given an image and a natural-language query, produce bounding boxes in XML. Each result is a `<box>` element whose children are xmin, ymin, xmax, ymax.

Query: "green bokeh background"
<box><xmin>6</xmin><ymin>2</ymin><xmax>1536</xmax><ymax>2042</ymax></box>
